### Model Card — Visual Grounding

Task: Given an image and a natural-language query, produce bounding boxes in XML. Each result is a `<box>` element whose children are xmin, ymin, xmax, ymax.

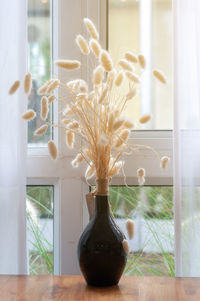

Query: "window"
<box><xmin>28</xmin><ymin>0</ymin><xmax>53</xmax><ymax>146</ymax></box>
<box><xmin>106</xmin><ymin>0</ymin><xmax>173</xmax><ymax>276</ymax></box>
<box><xmin>110</xmin><ymin>186</ymin><xmax>174</xmax><ymax>276</ymax></box>
<box><xmin>27</xmin><ymin>0</ymin><xmax>173</xmax><ymax>275</ymax></box>
<box><xmin>26</xmin><ymin>186</ymin><xmax>54</xmax><ymax>274</ymax></box>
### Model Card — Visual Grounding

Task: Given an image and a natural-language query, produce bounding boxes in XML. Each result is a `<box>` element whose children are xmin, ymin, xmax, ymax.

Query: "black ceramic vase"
<box><xmin>77</xmin><ymin>195</ymin><xmax>127</xmax><ymax>286</ymax></box>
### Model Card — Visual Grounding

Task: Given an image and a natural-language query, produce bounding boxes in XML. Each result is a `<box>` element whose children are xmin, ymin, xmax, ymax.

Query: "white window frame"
<box><xmin>27</xmin><ymin>0</ymin><xmax>173</xmax><ymax>275</ymax></box>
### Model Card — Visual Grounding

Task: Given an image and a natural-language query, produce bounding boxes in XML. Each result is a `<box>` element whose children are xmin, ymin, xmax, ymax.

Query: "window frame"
<box><xmin>27</xmin><ymin>0</ymin><xmax>173</xmax><ymax>275</ymax></box>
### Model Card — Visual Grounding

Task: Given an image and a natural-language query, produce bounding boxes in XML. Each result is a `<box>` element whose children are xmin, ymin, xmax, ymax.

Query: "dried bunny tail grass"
<box><xmin>119</xmin><ymin>59</ymin><xmax>134</xmax><ymax>72</ymax></box>
<box><xmin>61</xmin><ymin>118</ymin><xmax>72</xmax><ymax>125</ymax></box>
<box><xmin>98</xmin><ymin>86</ymin><xmax>108</xmax><ymax>104</ymax></box>
<box><xmin>125</xmin><ymin>51</ymin><xmax>138</xmax><ymax>63</ymax></box>
<box><xmin>71</xmin><ymin>153</ymin><xmax>84</xmax><ymax>168</ymax></box>
<box><xmin>108</xmin><ymin>161</ymin><xmax>124</xmax><ymax>177</ymax></box>
<box><xmin>34</xmin><ymin>124</ymin><xmax>48</xmax><ymax>136</ymax></box>
<box><xmin>115</xmin><ymin>71</ymin><xmax>124</xmax><ymax>87</ymax></box>
<box><xmin>68</xmin><ymin>121</ymin><xmax>79</xmax><ymax>130</ymax></box>
<box><xmin>93</xmin><ymin>65</ymin><xmax>104</xmax><ymax>86</ymax></box>
<box><xmin>85</xmin><ymin>163</ymin><xmax>95</xmax><ymax>180</ymax></box>
<box><xmin>126</xmin><ymin>87</ymin><xmax>137</xmax><ymax>101</ymax></box>
<box><xmin>55</xmin><ymin>60</ymin><xmax>80</xmax><ymax>70</ymax></box>
<box><xmin>115</xmin><ymin>129</ymin><xmax>130</xmax><ymax>148</ymax></box>
<box><xmin>48</xmin><ymin>140</ymin><xmax>58</xmax><ymax>160</ymax></box>
<box><xmin>139</xmin><ymin>114</ymin><xmax>152</xmax><ymax>124</ymax></box>
<box><xmin>137</xmin><ymin>168</ymin><xmax>145</xmax><ymax>186</ymax></box>
<box><xmin>108</xmin><ymin>113</ymin><xmax>115</xmax><ymax>132</ymax></box>
<box><xmin>76</xmin><ymin>34</ymin><xmax>90</xmax><ymax>55</ymax></box>
<box><xmin>123</xmin><ymin>120</ymin><xmax>135</xmax><ymax>129</ymax></box>
<box><xmin>24</xmin><ymin>73</ymin><xmax>32</xmax><ymax>95</ymax></box>
<box><xmin>153</xmin><ymin>69</ymin><xmax>167</xmax><ymax>84</ymax></box>
<box><xmin>126</xmin><ymin>219</ymin><xmax>134</xmax><ymax>239</ymax></box>
<box><xmin>83</xmin><ymin>18</ymin><xmax>99</xmax><ymax>40</ymax></box>
<box><xmin>122</xmin><ymin>239</ymin><xmax>129</xmax><ymax>255</ymax></box>
<box><xmin>100</xmin><ymin>50</ymin><xmax>113</xmax><ymax>72</ymax></box>
<box><xmin>66</xmin><ymin>131</ymin><xmax>74</xmax><ymax>148</ymax></box>
<box><xmin>37</xmin><ymin>80</ymin><xmax>53</xmax><ymax>95</ymax></box>
<box><xmin>160</xmin><ymin>156</ymin><xmax>170</xmax><ymax>169</ymax></box>
<box><xmin>40</xmin><ymin>96</ymin><xmax>49</xmax><ymax>121</ymax></box>
<box><xmin>47</xmin><ymin>79</ymin><xmax>60</xmax><ymax>93</ymax></box>
<box><xmin>106</xmin><ymin>70</ymin><xmax>116</xmax><ymax>88</ymax></box>
<box><xmin>113</xmin><ymin>119</ymin><xmax>124</xmax><ymax>131</ymax></box>
<box><xmin>125</xmin><ymin>71</ymin><xmax>140</xmax><ymax>84</ymax></box>
<box><xmin>48</xmin><ymin>95</ymin><xmax>56</xmax><ymax>104</ymax></box>
<box><xmin>67</xmin><ymin>79</ymin><xmax>88</xmax><ymax>93</ymax></box>
<box><xmin>22</xmin><ymin>109</ymin><xmax>36</xmax><ymax>121</ymax></box>
<box><xmin>138</xmin><ymin>175</ymin><xmax>145</xmax><ymax>186</ymax></box>
<box><xmin>138</xmin><ymin>54</ymin><xmax>146</xmax><ymax>69</ymax></box>
<box><xmin>9</xmin><ymin>80</ymin><xmax>20</xmax><ymax>95</ymax></box>
<box><xmin>89</xmin><ymin>39</ymin><xmax>101</xmax><ymax>58</ymax></box>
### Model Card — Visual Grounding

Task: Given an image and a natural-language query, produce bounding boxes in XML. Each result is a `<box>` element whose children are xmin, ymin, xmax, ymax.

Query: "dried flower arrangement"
<box><xmin>9</xmin><ymin>17</ymin><xmax>169</xmax><ymax>256</ymax></box>
<box><xmin>9</xmin><ymin>17</ymin><xmax>169</xmax><ymax>193</ymax></box>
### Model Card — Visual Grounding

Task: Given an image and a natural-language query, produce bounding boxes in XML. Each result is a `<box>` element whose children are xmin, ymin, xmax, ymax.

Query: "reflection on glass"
<box><xmin>109</xmin><ymin>186</ymin><xmax>174</xmax><ymax>276</ymax></box>
<box><xmin>26</xmin><ymin>185</ymin><xmax>54</xmax><ymax>274</ymax></box>
<box><xmin>28</xmin><ymin>0</ymin><xmax>52</xmax><ymax>145</ymax></box>
<box><xmin>108</xmin><ymin>0</ymin><xmax>172</xmax><ymax>130</ymax></box>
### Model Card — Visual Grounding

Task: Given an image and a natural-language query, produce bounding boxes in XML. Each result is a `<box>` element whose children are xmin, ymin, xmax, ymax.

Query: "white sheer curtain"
<box><xmin>174</xmin><ymin>0</ymin><xmax>200</xmax><ymax>276</ymax></box>
<box><xmin>0</xmin><ymin>0</ymin><xmax>27</xmax><ymax>273</ymax></box>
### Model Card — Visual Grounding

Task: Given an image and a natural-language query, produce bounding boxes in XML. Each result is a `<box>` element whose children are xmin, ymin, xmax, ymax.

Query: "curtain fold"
<box><xmin>174</xmin><ymin>0</ymin><xmax>200</xmax><ymax>276</ymax></box>
<box><xmin>0</xmin><ymin>0</ymin><xmax>27</xmax><ymax>273</ymax></box>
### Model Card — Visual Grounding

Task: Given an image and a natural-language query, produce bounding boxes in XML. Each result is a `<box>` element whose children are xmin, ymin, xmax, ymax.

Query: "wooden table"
<box><xmin>1</xmin><ymin>275</ymin><xmax>200</xmax><ymax>300</ymax></box>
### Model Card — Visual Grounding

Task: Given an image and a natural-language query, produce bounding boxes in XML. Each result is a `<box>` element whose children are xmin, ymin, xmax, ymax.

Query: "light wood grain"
<box><xmin>0</xmin><ymin>275</ymin><xmax>200</xmax><ymax>301</ymax></box>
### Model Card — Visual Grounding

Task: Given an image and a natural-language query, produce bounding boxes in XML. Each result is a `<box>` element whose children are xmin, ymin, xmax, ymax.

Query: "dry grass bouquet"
<box><xmin>9</xmin><ymin>17</ymin><xmax>169</xmax><ymax>256</ymax></box>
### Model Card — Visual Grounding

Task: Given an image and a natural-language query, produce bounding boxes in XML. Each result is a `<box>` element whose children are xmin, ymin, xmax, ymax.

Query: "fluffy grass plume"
<box><xmin>34</xmin><ymin>124</ymin><xmax>48</xmax><ymax>136</ymax></box>
<box><xmin>115</xmin><ymin>71</ymin><xmax>124</xmax><ymax>87</ymax></box>
<box><xmin>137</xmin><ymin>168</ymin><xmax>145</xmax><ymax>186</ymax></box>
<box><xmin>22</xmin><ymin>109</ymin><xmax>36</xmax><ymax>121</ymax></box>
<box><xmin>76</xmin><ymin>34</ymin><xmax>90</xmax><ymax>55</ymax></box>
<box><xmin>55</xmin><ymin>60</ymin><xmax>80</xmax><ymax>70</ymax></box>
<box><xmin>72</xmin><ymin>153</ymin><xmax>84</xmax><ymax>168</ymax></box>
<box><xmin>93</xmin><ymin>65</ymin><xmax>104</xmax><ymax>86</ymax></box>
<box><xmin>83</xmin><ymin>18</ymin><xmax>99</xmax><ymax>40</ymax></box>
<box><xmin>125</xmin><ymin>71</ymin><xmax>140</xmax><ymax>84</ymax></box>
<box><xmin>126</xmin><ymin>87</ymin><xmax>137</xmax><ymax>100</ymax></box>
<box><xmin>48</xmin><ymin>95</ymin><xmax>56</xmax><ymax>104</ymax></box>
<box><xmin>100</xmin><ymin>50</ymin><xmax>113</xmax><ymax>72</ymax></box>
<box><xmin>47</xmin><ymin>79</ymin><xmax>60</xmax><ymax>93</ymax></box>
<box><xmin>40</xmin><ymin>96</ymin><xmax>49</xmax><ymax>121</ymax></box>
<box><xmin>153</xmin><ymin>69</ymin><xmax>167</xmax><ymax>84</ymax></box>
<box><xmin>139</xmin><ymin>114</ymin><xmax>152</xmax><ymax>124</ymax></box>
<box><xmin>138</xmin><ymin>54</ymin><xmax>146</xmax><ymax>69</ymax></box>
<box><xmin>89</xmin><ymin>39</ymin><xmax>101</xmax><ymax>57</ymax></box>
<box><xmin>66</xmin><ymin>131</ymin><xmax>74</xmax><ymax>148</ymax></box>
<box><xmin>119</xmin><ymin>59</ymin><xmax>134</xmax><ymax>72</ymax></box>
<box><xmin>24</xmin><ymin>73</ymin><xmax>32</xmax><ymax>95</ymax></box>
<box><xmin>115</xmin><ymin>129</ymin><xmax>130</xmax><ymax>148</ymax></box>
<box><xmin>48</xmin><ymin>140</ymin><xmax>58</xmax><ymax>160</ymax></box>
<box><xmin>122</xmin><ymin>239</ymin><xmax>129</xmax><ymax>255</ymax></box>
<box><xmin>125</xmin><ymin>51</ymin><xmax>138</xmax><ymax>63</ymax></box>
<box><xmin>9</xmin><ymin>80</ymin><xmax>20</xmax><ymax>95</ymax></box>
<box><xmin>126</xmin><ymin>219</ymin><xmax>134</xmax><ymax>239</ymax></box>
<box><xmin>160</xmin><ymin>156</ymin><xmax>169</xmax><ymax>169</ymax></box>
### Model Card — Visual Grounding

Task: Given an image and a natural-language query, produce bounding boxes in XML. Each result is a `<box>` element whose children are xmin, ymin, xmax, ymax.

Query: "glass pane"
<box><xmin>26</xmin><ymin>186</ymin><xmax>54</xmax><ymax>274</ymax></box>
<box><xmin>108</xmin><ymin>0</ymin><xmax>172</xmax><ymax>130</ymax></box>
<box><xmin>28</xmin><ymin>0</ymin><xmax>52</xmax><ymax>145</ymax></box>
<box><xmin>109</xmin><ymin>186</ymin><xmax>174</xmax><ymax>276</ymax></box>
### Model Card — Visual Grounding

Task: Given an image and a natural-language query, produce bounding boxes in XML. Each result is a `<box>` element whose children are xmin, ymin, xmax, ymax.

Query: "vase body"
<box><xmin>77</xmin><ymin>195</ymin><xmax>127</xmax><ymax>286</ymax></box>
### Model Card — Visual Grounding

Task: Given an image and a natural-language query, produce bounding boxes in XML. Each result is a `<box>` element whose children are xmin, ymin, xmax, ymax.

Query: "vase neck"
<box><xmin>95</xmin><ymin>195</ymin><xmax>110</xmax><ymax>216</ymax></box>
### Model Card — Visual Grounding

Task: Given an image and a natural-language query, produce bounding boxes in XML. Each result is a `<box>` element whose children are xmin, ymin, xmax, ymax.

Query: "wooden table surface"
<box><xmin>1</xmin><ymin>275</ymin><xmax>200</xmax><ymax>301</ymax></box>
